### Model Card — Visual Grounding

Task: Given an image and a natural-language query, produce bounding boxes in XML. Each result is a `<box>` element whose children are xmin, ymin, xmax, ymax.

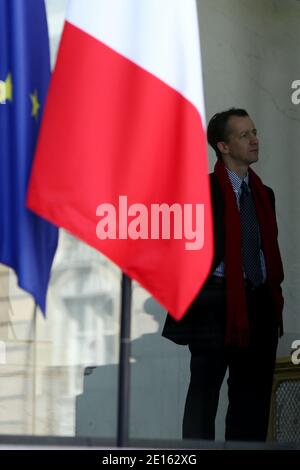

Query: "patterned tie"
<box><xmin>239</xmin><ymin>181</ymin><xmax>263</xmax><ymax>286</ymax></box>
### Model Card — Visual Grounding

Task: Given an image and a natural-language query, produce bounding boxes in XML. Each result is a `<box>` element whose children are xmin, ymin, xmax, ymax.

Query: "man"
<box><xmin>162</xmin><ymin>108</ymin><xmax>284</xmax><ymax>442</ymax></box>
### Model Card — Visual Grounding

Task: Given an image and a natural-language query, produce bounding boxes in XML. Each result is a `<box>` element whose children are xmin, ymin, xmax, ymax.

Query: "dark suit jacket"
<box><xmin>161</xmin><ymin>172</ymin><xmax>276</xmax><ymax>345</ymax></box>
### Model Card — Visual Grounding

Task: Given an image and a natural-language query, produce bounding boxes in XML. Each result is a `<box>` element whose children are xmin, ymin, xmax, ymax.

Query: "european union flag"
<box><xmin>0</xmin><ymin>0</ymin><xmax>58</xmax><ymax>313</ymax></box>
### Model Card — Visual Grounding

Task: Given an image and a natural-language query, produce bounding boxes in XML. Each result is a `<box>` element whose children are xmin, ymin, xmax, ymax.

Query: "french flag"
<box><xmin>27</xmin><ymin>0</ymin><xmax>213</xmax><ymax>320</ymax></box>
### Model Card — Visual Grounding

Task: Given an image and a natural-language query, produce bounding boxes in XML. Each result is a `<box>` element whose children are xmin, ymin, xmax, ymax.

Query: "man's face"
<box><xmin>219</xmin><ymin>115</ymin><xmax>259</xmax><ymax>167</ymax></box>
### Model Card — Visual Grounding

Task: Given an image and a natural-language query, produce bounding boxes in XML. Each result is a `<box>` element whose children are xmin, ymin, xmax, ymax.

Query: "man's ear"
<box><xmin>217</xmin><ymin>141</ymin><xmax>228</xmax><ymax>156</ymax></box>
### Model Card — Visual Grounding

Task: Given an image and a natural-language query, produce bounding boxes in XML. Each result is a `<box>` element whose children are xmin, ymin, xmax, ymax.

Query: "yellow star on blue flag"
<box><xmin>0</xmin><ymin>73</ymin><xmax>12</xmax><ymax>103</ymax></box>
<box><xmin>30</xmin><ymin>89</ymin><xmax>40</xmax><ymax>119</ymax></box>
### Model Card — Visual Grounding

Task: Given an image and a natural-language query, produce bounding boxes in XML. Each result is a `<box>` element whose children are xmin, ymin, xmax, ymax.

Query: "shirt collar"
<box><xmin>226</xmin><ymin>167</ymin><xmax>249</xmax><ymax>193</ymax></box>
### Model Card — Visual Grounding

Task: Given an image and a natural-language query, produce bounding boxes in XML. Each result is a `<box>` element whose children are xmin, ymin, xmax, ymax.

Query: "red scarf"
<box><xmin>214</xmin><ymin>160</ymin><xmax>284</xmax><ymax>347</ymax></box>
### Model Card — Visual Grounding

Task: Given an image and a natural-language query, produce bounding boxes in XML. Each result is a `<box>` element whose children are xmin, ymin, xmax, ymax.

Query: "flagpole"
<box><xmin>117</xmin><ymin>273</ymin><xmax>132</xmax><ymax>447</ymax></box>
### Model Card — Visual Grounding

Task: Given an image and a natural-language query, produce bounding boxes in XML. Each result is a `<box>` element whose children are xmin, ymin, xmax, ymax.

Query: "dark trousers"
<box><xmin>182</xmin><ymin>282</ymin><xmax>278</xmax><ymax>441</ymax></box>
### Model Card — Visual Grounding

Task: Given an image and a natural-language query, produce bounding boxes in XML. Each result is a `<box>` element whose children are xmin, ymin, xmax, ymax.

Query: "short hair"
<box><xmin>207</xmin><ymin>108</ymin><xmax>249</xmax><ymax>160</ymax></box>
